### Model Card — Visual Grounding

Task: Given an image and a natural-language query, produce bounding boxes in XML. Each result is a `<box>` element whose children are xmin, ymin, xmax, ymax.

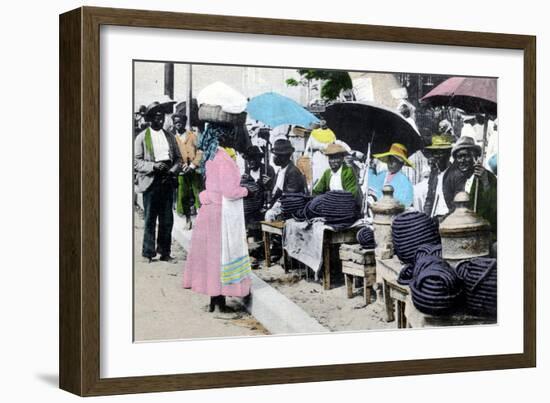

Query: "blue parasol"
<box><xmin>246</xmin><ymin>92</ymin><xmax>319</xmax><ymax>128</ymax></box>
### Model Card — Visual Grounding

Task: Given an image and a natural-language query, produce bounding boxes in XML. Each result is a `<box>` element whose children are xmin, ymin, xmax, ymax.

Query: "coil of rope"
<box><xmin>456</xmin><ymin>257</ymin><xmax>497</xmax><ymax>317</ymax></box>
<box><xmin>409</xmin><ymin>256</ymin><xmax>463</xmax><ymax>315</ymax></box>
<box><xmin>392</xmin><ymin>211</ymin><xmax>441</xmax><ymax>265</ymax></box>
<box><xmin>356</xmin><ymin>226</ymin><xmax>375</xmax><ymax>249</ymax></box>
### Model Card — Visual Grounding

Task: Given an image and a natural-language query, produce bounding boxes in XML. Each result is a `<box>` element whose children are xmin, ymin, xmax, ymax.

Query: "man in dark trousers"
<box><xmin>263</xmin><ymin>139</ymin><xmax>307</xmax><ymax>262</ymax></box>
<box><xmin>134</xmin><ymin>101</ymin><xmax>182</xmax><ymax>262</ymax></box>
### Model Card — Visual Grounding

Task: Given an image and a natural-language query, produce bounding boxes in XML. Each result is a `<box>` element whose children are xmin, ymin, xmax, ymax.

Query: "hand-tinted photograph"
<box><xmin>132</xmin><ymin>61</ymin><xmax>498</xmax><ymax>342</ymax></box>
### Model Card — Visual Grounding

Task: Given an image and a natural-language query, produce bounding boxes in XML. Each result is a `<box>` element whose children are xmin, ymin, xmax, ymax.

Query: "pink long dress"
<box><xmin>183</xmin><ymin>148</ymin><xmax>251</xmax><ymax>296</ymax></box>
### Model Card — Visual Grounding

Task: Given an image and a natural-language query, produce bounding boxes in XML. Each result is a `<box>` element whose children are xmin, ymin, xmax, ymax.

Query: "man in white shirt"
<box><xmin>312</xmin><ymin>143</ymin><xmax>359</xmax><ymax>199</ymax></box>
<box><xmin>134</xmin><ymin>101</ymin><xmax>182</xmax><ymax>262</ymax></box>
<box><xmin>413</xmin><ymin>135</ymin><xmax>452</xmax><ymax>218</ymax></box>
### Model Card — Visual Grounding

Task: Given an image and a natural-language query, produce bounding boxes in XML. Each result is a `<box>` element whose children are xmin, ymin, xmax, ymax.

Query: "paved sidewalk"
<box><xmin>133</xmin><ymin>210</ymin><xmax>268</xmax><ymax>341</ymax></box>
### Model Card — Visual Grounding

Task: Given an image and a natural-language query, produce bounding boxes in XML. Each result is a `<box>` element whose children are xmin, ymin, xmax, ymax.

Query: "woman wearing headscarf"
<box><xmin>183</xmin><ymin>122</ymin><xmax>252</xmax><ymax>313</ymax></box>
<box><xmin>368</xmin><ymin>143</ymin><xmax>414</xmax><ymax>207</ymax></box>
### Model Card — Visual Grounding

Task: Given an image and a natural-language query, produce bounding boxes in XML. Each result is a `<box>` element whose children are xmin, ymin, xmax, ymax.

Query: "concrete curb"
<box><xmin>245</xmin><ymin>273</ymin><xmax>329</xmax><ymax>334</ymax></box>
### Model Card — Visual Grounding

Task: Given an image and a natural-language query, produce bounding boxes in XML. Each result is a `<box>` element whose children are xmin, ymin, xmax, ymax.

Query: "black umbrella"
<box><xmin>323</xmin><ymin>102</ymin><xmax>424</xmax><ymax>156</ymax></box>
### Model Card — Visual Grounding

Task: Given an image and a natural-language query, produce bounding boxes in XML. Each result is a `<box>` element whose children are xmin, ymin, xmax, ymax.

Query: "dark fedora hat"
<box><xmin>272</xmin><ymin>139</ymin><xmax>295</xmax><ymax>155</ymax></box>
<box><xmin>245</xmin><ymin>145</ymin><xmax>264</xmax><ymax>158</ymax></box>
<box><xmin>171</xmin><ymin>113</ymin><xmax>187</xmax><ymax>123</ymax></box>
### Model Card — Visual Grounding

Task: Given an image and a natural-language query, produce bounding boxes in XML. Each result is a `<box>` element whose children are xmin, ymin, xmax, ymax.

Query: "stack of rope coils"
<box><xmin>240</xmin><ymin>177</ymin><xmax>263</xmax><ymax>218</ymax></box>
<box><xmin>397</xmin><ymin>244</ymin><xmax>442</xmax><ymax>286</ymax></box>
<box><xmin>392</xmin><ymin>211</ymin><xmax>441</xmax><ymax>265</ymax></box>
<box><xmin>280</xmin><ymin>193</ymin><xmax>311</xmax><ymax>220</ymax></box>
<box><xmin>300</xmin><ymin>191</ymin><xmax>359</xmax><ymax>229</ymax></box>
<box><xmin>356</xmin><ymin>226</ymin><xmax>375</xmax><ymax>249</ymax></box>
<box><xmin>456</xmin><ymin>258</ymin><xmax>497</xmax><ymax>317</ymax></box>
<box><xmin>409</xmin><ymin>255</ymin><xmax>464</xmax><ymax>315</ymax></box>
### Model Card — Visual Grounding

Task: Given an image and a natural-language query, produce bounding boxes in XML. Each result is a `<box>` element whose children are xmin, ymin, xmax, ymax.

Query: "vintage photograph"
<box><xmin>133</xmin><ymin>61</ymin><xmax>498</xmax><ymax>342</ymax></box>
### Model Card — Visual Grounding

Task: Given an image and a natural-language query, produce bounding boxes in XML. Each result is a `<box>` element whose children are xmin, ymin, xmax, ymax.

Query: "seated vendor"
<box><xmin>265</xmin><ymin>139</ymin><xmax>307</xmax><ymax>222</ymax></box>
<box><xmin>242</xmin><ymin>145</ymin><xmax>275</xmax><ymax>224</ymax></box>
<box><xmin>368</xmin><ymin>143</ymin><xmax>414</xmax><ymax>207</ymax></box>
<box><xmin>312</xmin><ymin>143</ymin><xmax>359</xmax><ymax>199</ymax></box>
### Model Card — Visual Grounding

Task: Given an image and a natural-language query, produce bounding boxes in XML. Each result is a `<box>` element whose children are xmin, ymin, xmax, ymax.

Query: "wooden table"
<box><xmin>376</xmin><ymin>257</ymin><xmax>409</xmax><ymax>327</ymax></box>
<box><xmin>261</xmin><ymin>221</ymin><xmax>358</xmax><ymax>288</ymax></box>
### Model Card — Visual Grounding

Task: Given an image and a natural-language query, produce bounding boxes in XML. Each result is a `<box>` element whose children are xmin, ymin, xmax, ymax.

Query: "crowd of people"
<box><xmin>134</xmin><ymin>96</ymin><xmax>498</xmax><ymax>315</ymax></box>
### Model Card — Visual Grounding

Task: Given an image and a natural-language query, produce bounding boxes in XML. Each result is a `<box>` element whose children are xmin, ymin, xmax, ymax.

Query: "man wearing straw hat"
<box><xmin>443</xmin><ymin>136</ymin><xmax>497</xmax><ymax>238</ymax></box>
<box><xmin>134</xmin><ymin>101</ymin><xmax>182</xmax><ymax>262</ymax></box>
<box><xmin>368</xmin><ymin>143</ymin><xmax>414</xmax><ymax>207</ymax></box>
<box><xmin>313</xmin><ymin>143</ymin><xmax>359</xmax><ymax>199</ymax></box>
<box><xmin>413</xmin><ymin>135</ymin><xmax>453</xmax><ymax>218</ymax></box>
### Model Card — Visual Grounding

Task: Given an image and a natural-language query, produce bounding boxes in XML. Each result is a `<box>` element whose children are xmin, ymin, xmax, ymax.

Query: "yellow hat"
<box><xmin>373</xmin><ymin>143</ymin><xmax>414</xmax><ymax>168</ymax></box>
<box><xmin>425</xmin><ymin>135</ymin><xmax>453</xmax><ymax>150</ymax></box>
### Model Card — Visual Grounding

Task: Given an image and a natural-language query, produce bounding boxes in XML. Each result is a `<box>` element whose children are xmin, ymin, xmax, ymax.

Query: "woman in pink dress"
<box><xmin>183</xmin><ymin>123</ymin><xmax>252</xmax><ymax>313</ymax></box>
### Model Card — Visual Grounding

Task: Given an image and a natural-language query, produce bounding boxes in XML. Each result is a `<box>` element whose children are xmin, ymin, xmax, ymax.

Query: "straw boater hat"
<box><xmin>425</xmin><ymin>135</ymin><xmax>453</xmax><ymax>150</ymax></box>
<box><xmin>145</xmin><ymin>100</ymin><xmax>176</xmax><ymax>120</ymax></box>
<box><xmin>323</xmin><ymin>143</ymin><xmax>348</xmax><ymax>156</ymax></box>
<box><xmin>373</xmin><ymin>143</ymin><xmax>414</xmax><ymax>168</ymax></box>
<box><xmin>144</xmin><ymin>102</ymin><xmax>164</xmax><ymax>120</ymax></box>
<box><xmin>451</xmin><ymin>136</ymin><xmax>482</xmax><ymax>159</ymax></box>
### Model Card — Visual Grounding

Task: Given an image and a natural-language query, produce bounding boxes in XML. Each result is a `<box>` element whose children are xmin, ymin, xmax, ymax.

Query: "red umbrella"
<box><xmin>420</xmin><ymin>77</ymin><xmax>497</xmax><ymax>116</ymax></box>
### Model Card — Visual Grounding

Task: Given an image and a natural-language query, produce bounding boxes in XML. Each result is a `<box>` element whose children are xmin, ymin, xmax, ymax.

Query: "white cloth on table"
<box><xmin>283</xmin><ymin>218</ymin><xmax>326</xmax><ymax>279</ymax></box>
<box><xmin>283</xmin><ymin>218</ymin><xmax>365</xmax><ymax>279</ymax></box>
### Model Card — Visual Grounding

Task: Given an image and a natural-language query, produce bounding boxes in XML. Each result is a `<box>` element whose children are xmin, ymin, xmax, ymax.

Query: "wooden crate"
<box><xmin>339</xmin><ymin>243</ymin><xmax>375</xmax><ymax>265</ymax></box>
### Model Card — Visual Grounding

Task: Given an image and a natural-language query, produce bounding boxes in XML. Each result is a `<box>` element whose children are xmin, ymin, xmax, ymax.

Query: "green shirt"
<box><xmin>313</xmin><ymin>165</ymin><xmax>359</xmax><ymax>198</ymax></box>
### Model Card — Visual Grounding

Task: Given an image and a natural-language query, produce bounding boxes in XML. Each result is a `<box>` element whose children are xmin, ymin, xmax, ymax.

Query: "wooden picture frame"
<box><xmin>59</xmin><ymin>6</ymin><xmax>536</xmax><ymax>396</ymax></box>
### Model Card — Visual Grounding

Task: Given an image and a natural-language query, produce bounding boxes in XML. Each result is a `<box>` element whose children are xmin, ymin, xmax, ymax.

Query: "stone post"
<box><xmin>371</xmin><ymin>185</ymin><xmax>405</xmax><ymax>260</ymax></box>
<box><xmin>439</xmin><ymin>192</ymin><xmax>491</xmax><ymax>267</ymax></box>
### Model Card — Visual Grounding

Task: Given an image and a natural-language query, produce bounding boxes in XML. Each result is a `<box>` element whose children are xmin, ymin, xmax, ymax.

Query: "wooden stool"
<box><xmin>342</xmin><ymin>261</ymin><xmax>376</xmax><ymax>305</ymax></box>
<box><xmin>339</xmin><ymin>244</ymin><xmax>376</xmax><ymax>305</ymax></box>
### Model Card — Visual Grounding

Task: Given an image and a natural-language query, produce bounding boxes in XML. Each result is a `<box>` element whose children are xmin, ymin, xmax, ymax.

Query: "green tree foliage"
<box><xmin>285</xmin><ymin>69</ymin><xmax>353</xmax><ymax>101</ymax></box>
